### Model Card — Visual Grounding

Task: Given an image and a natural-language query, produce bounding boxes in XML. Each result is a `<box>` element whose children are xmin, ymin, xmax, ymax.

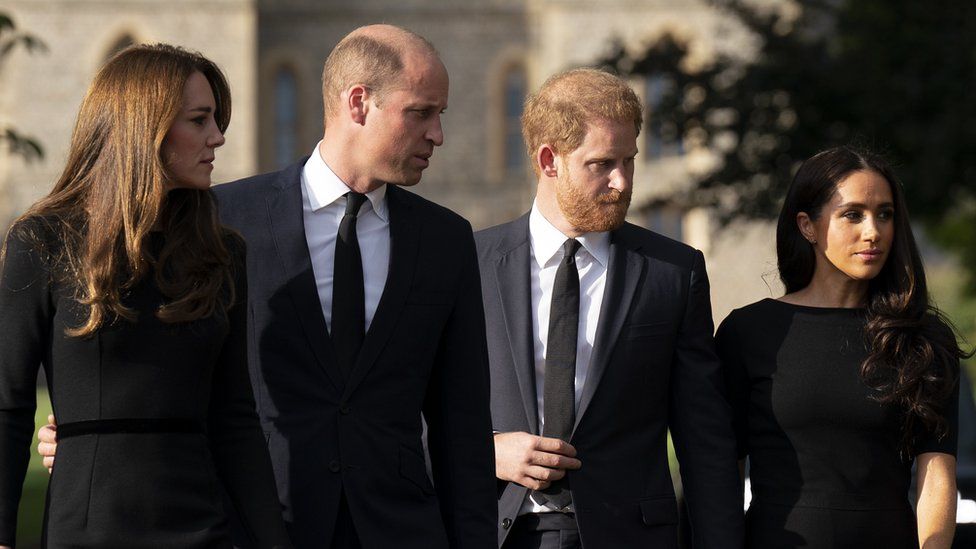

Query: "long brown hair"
<box><xmin>9</xmin><ymin>43</ymin><xmax>235</xmax><ymax>337</ymax></box>
<box><xmin>777</xmin><ymin>146</ymin><xmax>969</xmax><ymax>454</ymax></box>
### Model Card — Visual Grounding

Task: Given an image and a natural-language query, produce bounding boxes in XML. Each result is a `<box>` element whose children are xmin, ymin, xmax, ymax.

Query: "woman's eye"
<box><xmin>878</xmin><ymin>209</ymin><xmax>894</xmax><ymax>221</ymax></box>
<box><xmin>843</xmin><ymin>211</ymin><xmax>863</xmax><ymax>221</ymax></box>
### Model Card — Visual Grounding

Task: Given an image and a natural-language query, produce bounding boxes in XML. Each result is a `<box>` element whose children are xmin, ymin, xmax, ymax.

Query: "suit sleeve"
<box><xmin>207</xmin><ymin>238</ymin><xmax>292</xmax><ymax>549</ymax></box>
<box><xmin>422</xmin><ymin>224</ymin><xmax>497</xmax><ymax>549</ymax></box>
<box><xmin>0</xmin><ymin>226</ymin><xmax>49</xmax><ymax>547</ymax></box>
<box><xmin>668</xmin><ymin>250</ymin><xmax>744</xmax><ymax>548</ymax></box>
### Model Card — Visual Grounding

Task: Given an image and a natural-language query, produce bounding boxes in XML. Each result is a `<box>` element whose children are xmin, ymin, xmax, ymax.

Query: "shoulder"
<box><xmin>474</xmin><ymin>216</ymin><xmax>527</xmax><ymax>257</ymax></box>
<box><xmin>389</xmin><ymin>186</ymin><xmax>472</xmax><ymax>234</ymax></box>
<box><xmin>717</xmin><ymin>299</ymin><xmax>780</xmax><ymax>333</ymax></box>
<box><xmin>3</xmin><ymin>215</ymin><xmax>62</xmax><ymax>261</ymax></box>
<box><xmin>213</xmin><ymin>168</ymin><xmax>284</xmax><ymax>201</ymax></box>
<box><xmin>613</xmin><ymin>222</ymin><xmax>703</xmax><ymax>269</ymax></box>
<box><xmin>1</xmin><ymin>215</ymin><xmax>65</xmax><ymax>288</ymax></box>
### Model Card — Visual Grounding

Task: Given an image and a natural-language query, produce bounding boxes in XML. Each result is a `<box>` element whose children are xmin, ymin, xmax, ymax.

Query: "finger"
<box><xmin>37</xmin><ymin>441</ymin><xmax>56</xmax><ymax>457</ymax></box>
<box><xmin>38</xmin><ymin>425</ymin><xmax>57</xmax><ymax>444</ymax></box>
<box><xmin>518</xmin><ymin>476</ymin><xmax>550</xmax><ymax>491</ymax></box>
<box><xmin>525</xmin><ymin>465</ymin><xmax>566</xmax><ymax>482</ymax></box>
<box><xmin>533</xmin><ymin>436</ymin><xmax>577</xmax><ymax>457</ymax></box>
<box><xmin>42</xmin><ymin>456</ymin><xmax>54</xmax><ymax>471</ymax></box>
<box><xmin>530</xmin><ymin>450</ymin><xmax>581</xmax><ymax>470</ymax></box>
<box><xmin>47</xmin><ymin>414</ymin><xmax>57</xmax><ymax>427</ymax></box>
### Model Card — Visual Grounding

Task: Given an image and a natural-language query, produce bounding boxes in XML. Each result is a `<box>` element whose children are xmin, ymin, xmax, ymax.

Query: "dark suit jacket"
<box><xmin>475</xmin><ymin>214</ymin><xmax>743</xmax><ymax>549</ymax></box>
<box><xmin>213</xmin><ymin>160</ymin><xmax>497</xmax><ymax>549</ymax></box>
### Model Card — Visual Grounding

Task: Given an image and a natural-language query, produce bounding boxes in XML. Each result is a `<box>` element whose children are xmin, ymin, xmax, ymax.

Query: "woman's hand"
<box><xmin>37</xmin><ymin>414</ymin><xmax>57</xmax><ymax>473</ymax></box>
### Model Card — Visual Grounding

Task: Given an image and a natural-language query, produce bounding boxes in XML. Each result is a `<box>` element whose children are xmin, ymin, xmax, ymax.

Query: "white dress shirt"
<box><xmin>524</xmin><ymin>202</ymin><xmax>610</xmax><ymax>513</ymax></box>
<box><xmin>301</xmin><ymin>142</ymin><xmax>390</xmax><ymax>332</ymax></box>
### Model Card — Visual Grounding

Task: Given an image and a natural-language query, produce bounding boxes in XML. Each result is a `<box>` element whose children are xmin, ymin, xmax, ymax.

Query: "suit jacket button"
<box><xmin>329</xmin><ymin>460</ymin><xmax>341</xmax><ymax>473</ymax></box>
<box><xmin>501</xmin><ymin>518</ymin><xmax>512</xmax><ymax>530</ymax></box>
<box><xmin>339</xmin><ymin>404</ymin><xmax>351</xmax><ymax>415</ymax></box>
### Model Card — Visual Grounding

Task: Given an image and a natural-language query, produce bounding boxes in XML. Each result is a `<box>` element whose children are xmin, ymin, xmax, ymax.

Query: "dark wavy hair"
<box><xmin>776</xmin><ymin>146</ymin><xmax>967</xmax><ymax>454</ymax></box>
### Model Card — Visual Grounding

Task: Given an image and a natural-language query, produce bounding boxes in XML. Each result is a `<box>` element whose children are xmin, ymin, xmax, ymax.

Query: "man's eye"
<box><xmin>413</xmin><ymin>109</ymin><xmax>431</xmax><ymax>118</ymax></box>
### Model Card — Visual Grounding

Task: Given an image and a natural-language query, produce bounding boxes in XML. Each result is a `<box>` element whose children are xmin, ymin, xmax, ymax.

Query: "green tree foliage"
<box><xmin>601</xmin><ymin>0</ymin><xmax>976</xmax><ymax>292</ymax></box>
<box><xmin>0</xmin><ymin>11</ymin><xmax>47</xmax><ymax>161</ymax></box>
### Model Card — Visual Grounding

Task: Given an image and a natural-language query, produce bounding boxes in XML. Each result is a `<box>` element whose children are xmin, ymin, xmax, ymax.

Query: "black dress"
<box><xmin>716</xmin><ymin>298</ymin><xmax>958</xmax><ymax>549</ymax></box>
<box><xmin>0</xmin><ymin>221</ymin><xmax>291</xmax><ymax>548</ymax></box>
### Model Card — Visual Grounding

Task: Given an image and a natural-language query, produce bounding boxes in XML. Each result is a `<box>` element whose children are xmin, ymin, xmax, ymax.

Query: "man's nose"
<box><xmin>426</xmin><ymin>116</ymin><xmax>444</xmax><ymax>147</ymax></box>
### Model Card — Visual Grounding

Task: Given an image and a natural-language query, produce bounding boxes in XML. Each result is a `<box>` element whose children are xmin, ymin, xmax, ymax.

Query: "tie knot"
<box><xmin>562</xmin><ymin>239</ymin><xmax>581</xmax><ymax>260</ymax></box>
<box><xmin>344</xmin><ymin>192</ymin><xmax>367</xmax><ymax>216</ymax></box>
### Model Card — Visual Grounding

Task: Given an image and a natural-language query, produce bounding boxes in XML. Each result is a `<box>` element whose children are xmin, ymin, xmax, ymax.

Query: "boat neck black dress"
<box><xmin>717</xmin><ymin>298</ymin><xmax>958</xmax><ymax>549</ymax></box>
<box><xmin>0</xmin><ymin>222</ymin><xmax>290</xmax><ymax>548</ymax></box>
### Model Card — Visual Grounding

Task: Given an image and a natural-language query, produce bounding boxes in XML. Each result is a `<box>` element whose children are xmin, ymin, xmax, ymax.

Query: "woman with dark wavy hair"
<box><xmin>0</xmin><ymin>44</ymin><xmax>290</xmax><ymax>548</ymax></box>
<box><xmin>717</xmin><ymin>146</ymin><xmax>966</xmax><ymax>548</ymax></box>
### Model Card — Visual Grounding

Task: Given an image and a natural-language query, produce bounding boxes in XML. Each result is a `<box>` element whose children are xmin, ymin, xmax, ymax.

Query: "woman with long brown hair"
<box><xmin>0</xmin><ymin>44</ymin><xmax>290</xmax><ymax>548</ymax></box>
<box><xmin>717</xmin><ymin>146</ymin><xmax>966</xmax><ymax>548</ymax></box>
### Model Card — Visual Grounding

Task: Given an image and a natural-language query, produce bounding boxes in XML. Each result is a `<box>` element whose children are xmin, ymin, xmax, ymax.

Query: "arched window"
<box><xmin>645</xmin><ymin>74</ymin><xmax>683</xmax><ymax>159</ymax></box>
<box><xmin>104</xmin><ymin>34</ymin><xmax>136</xmax><ymax>61</ymax></box>
<box><xmin>274</xmin><ymin>67</ymin><xmax>299</xmax><ymax>169</ymax></box>
<box><xmin>503</xmin><ymin>67</ymin><xmax>527</xmax><ymax>175</ymax></box>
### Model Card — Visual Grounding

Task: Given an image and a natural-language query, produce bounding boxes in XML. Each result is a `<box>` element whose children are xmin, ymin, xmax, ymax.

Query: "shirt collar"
<box><xmin>529</xmin><ymin>201</ymin><xmax>610</xmax><ymax>269</ymax></box>
<box><xmin>301</xmin><ymin>141</ymin><xmax>388</xmax><ymax>221</ymax></box>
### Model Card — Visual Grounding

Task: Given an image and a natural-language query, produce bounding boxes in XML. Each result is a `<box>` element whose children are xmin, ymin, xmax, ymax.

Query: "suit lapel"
<box><xmin>494</xmin><ymin>215</ymin><xmax>540</xmax><ymax>434</ymax></box>
<box><xmin>265</xmin><ymin>164</ymin><xmax>342</xmax><ymax>391</ymax></box>
<box><xmin>573</xmin><ymin>229</ymin><xmax>644</xmax><ymax>433</ymax></box>
<box><xmin>342</xmin><ymin>186</ymin><xmax>420</xmax><ymax>398</ymax></box>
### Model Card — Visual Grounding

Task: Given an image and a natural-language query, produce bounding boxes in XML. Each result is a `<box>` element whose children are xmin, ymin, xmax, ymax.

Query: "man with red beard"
<box><xmin>475</xmin><ymin>69</ymin><xmax>743</xmax><ymax>549</ymax></box>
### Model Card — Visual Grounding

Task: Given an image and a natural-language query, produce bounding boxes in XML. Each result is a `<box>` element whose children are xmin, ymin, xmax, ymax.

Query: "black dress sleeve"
<box><xmin>914</xmin><ymin>362</ymin><xmax>960</xmax><ymax>457</ymax></box>
<box><xmin>716</xmin><ymin>311</ymin><xmax>750</xmax><ymax>460</ymax></box>
<box><xmin>206</xmin><ymin>235</ymin><xmax>291</xmax><ymax>548</ymax></box>
<box><xmin>0</xmin><ymin>224</ymin><xmax>51</xmax><ymax>546</ymax></box>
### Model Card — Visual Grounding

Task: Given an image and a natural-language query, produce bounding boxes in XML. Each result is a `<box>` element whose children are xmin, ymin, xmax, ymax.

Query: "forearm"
<box><xmin>916</xmin><ymin>452</ymin><xmax>956</xmax><ymax>549</ymax></box>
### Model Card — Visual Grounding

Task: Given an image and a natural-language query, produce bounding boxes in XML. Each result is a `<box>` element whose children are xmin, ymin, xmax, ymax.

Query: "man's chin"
<box><xmin>382</xmin><ymin>176</ymin><xmax>423</xmax><ymax>187</ymax></box>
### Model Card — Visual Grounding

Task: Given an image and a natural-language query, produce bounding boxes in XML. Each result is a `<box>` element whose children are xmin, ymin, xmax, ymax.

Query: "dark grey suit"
<box><xmin>475</xmin><ymin>214</ymin><xmax>743</xmax><ymax>549</ymax></box>
<box><xmin>214</xmin><ymin>160</ymin><xmax>497</xmax><ymax>549</ymax></box>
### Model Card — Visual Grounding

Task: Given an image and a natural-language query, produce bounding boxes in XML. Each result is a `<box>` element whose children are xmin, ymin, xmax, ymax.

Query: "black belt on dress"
<box><xmin>56</xmin><ymin>418</ymin><xmax>204</xmax><ymax>440</ymax></box>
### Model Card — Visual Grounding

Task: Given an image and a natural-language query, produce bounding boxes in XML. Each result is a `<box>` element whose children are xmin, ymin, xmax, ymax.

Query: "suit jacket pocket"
<box><xmin>624</xmin><ymin>321</ymin><xmax>672</xmax><ymax>340</ymax></box>
<box><xmin>399</xmin><ymin>445</ymin><xmax>435</xmax><ymax>495</ymax></box>
<box><xmin>640</xmin><ymin>496</ymin><xmax>679</xmax><ymax>526</ymax></box>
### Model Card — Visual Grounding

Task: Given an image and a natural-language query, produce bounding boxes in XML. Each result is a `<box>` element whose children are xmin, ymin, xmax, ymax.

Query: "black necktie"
<box><xmin>332</xmin><ymin>191</ymin><xmax>368</xmax><ymax>381</ymax></box>
<box><xmin>536</xmin><ymin>238</ymin><xmax>581</xmax><ymax>509</ymax></box>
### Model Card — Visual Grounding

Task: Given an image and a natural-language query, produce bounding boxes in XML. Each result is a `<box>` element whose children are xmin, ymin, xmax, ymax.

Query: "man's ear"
<box><xmin>538</xmin><ymin>145</ymin><xmax>559</xmax><ymax>178</ymax></box>
<box><xmin>346</xmin><ymin>84</ymin><xmax>370</xmax><ymax>125</ymax></box>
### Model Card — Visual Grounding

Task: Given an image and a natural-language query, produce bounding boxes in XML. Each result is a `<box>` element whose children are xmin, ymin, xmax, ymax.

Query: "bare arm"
<box><xmin>916</xmin><ymin>452</ymin><xmax>956</xmax><ymax>549</ymax></box>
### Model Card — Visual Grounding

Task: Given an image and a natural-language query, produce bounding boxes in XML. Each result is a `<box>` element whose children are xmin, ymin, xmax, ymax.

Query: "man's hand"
<box><xmin>37</xmin><ymin>414</ymin><xmax>57</xmax><ymax>473</ymax></box>
<box><xmin>493</xmin><ymin>431</ymin><xmax>581</xmax><ymax>490</ymax></box>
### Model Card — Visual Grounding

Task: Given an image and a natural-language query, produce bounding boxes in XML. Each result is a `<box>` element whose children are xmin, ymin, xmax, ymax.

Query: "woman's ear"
<box><xmin>796</xmin><ymin>212</ymin><xmax>818</xmax><ymax>245</ymax></box>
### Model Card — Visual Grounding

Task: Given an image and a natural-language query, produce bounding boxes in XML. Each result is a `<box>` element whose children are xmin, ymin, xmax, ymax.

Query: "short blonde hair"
<box><xmin>522</xmin><ymin>68</ymin><xmax>643</xmax><ymax>173</ymax></box>
<box><xmin>321</xmin><ymin>26</ymin><xmax>437</xmax><ymax>123</ymax></box>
